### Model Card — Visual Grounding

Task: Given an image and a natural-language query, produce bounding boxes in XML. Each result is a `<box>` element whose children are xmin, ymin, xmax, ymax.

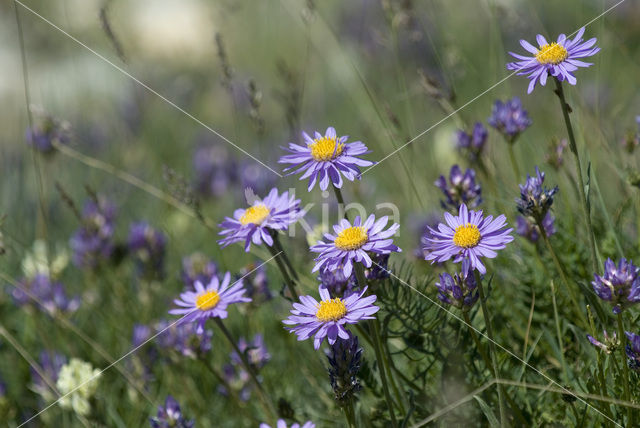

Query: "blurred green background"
<box><xmin>1</xmin><ymin>0</ymin><xmax>640</xmax><ymax>426</ymax></box>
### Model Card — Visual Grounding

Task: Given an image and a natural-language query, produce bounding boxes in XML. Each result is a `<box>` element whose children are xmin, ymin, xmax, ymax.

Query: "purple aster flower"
<box><xmin>155</xmin><ymin>319</ymin><xmax>213</xmax><ymax>359</ymax></box>
<box><xmin>326</xmin><ymin>331</ymin><xmax>363</xmax><ymax>406</ymax></box>
<box><xmin>193</xmin><ymin>144</ymin><xmax>237</xmax><ymax>198</ymax></box>
<box><xmin>310</xmin><ymin>215</ymin><xmax>401</xmax><ymax>278</ymax></box>
<box><xmin>586</xmin><ymin>330</ymin><xmax>618</xmax><ymax>355</ymax></box>
<box><xmin>181</xmin><ymin>253</ymin><xmax>218</xmax><ymax>289</ymax></box>
<box><xmin>625</xmin><ymin>332</ymin><xmax>640</xmax><ymax>371</ymax></box>
<box><xmin>169</xmin><ymin>272</ymin><xmax>251</xmax><ymax>334</ymax></box>
<box><xmin>150</xmin><ymin>395</ymin><xmax>194</xmax><ymax>428</ymax></box>
<box><xmin>283</xmin><ymin>285</ymin><xmax>379</xmax><ymax>350</ymax></box>
<box><xmin>516</xmin><ymin>213</ymin><xmax>556</xmax><ymax>243</ymax></box>
<box><xmin>424</xmin><ymin>204</ymin><xmax>514</xmax><ymax>274</ymax></box>
<box><xmin>218</xmin><ymin>188</ymin><xmax>302</xmax><ymax>251</ymax></box>
<box><xmin>128</xmin><ymin>222</ymin><xmax>167</xmax><ymax>278</ymax></box>
<box><xmin>231</xmin><ymin>334</ymin><xmax>271</xmax><ymax>370</ymax></box>
<box><xmin>260</xmin><ymin>421</ymin><xmax>315</xmax><ymax>428</ymax></box>
<box><xmin>70</xmin><ymin>197</ymin><xmax>117</xmax><ymax>269</ymax></box>
<box><xmin>279</xmin><ymin>127</ymin><xmax>374</xmax><ymax>191</ymax></box>
<box><xmin>12</xmin><ymin>274</ymin><xmax>80</xmax><ymax>315</ymax></box>
<box><xmin>488</xmin><ymin>97</ymin><xmax>532</xmax><ymax>142</ymax></box>
<box><xmin>455</xmin><ymin>122</ymin><xmax>488</xmax><ymax>161</ymax></box>
<box><xmin>31</xmin><ymin>351</ymin><xmax>67</xmax><ymax>401</ymax></box>
<box><xmin>592</xmin><ymin>258</ymin><xmax>640</xmax><ymax>314</ymax></box>
<box><xmin>435</xmin><ymin>165</ymin><xmax>482</xmax><ymax>211</ymax></box>
<box><xmin>435</xmin><ymin>258</ymin><xmax>479</xmax><ymax>310</ymax></box>
<box><xmin>25</xmin><ymin>113</ymin><xmax>71</xmax><ymax>154</ymax></box>
<box><xmin>507</xmin><ymin>27</ymin><xmax>600</xmax><ymax>93</ymax></box>
<box><xmin>517</xmin><ymin>167</ymin><xmax>559</xmax><ymax>222</ymax></box>
<box><xmin>237</xmin><ymin>263</ymin><xmax>272</xmax><ymax>303</ymax></box>
<box><xmin>545</xmin><ymin>138</ymin><xmax>568</xmax><ymax>170</ymax></box>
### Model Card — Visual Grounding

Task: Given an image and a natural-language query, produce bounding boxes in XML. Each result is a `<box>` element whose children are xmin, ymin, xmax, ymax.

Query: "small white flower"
<box><xmin>56</xmin><ymin>359</ymin><xmax>101</xmax><ymax>416</ymax></box>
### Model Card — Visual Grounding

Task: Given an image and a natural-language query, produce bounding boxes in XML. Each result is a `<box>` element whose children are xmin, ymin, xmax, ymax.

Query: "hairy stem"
<box><xmin>272</xmin><ymin>231</ymin><xmax>299</xmax><ymax>281</ymax></box>
<box><xmin>553</xmin><ymin>78</ymin><xmax>598</xmax><ymax>272</ymax></box>
<box><xmin>266</xmin><ymin>243</ymin><xmax>298</xmax><ymax>300</ymax></box>
<box><xmin>537</xmin><ymin>220</ymin><xmax>588</xmax><ymax>327</ymax></box>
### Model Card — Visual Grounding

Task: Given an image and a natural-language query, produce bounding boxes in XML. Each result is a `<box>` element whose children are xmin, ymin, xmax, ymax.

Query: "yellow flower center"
<box><xmin>535</xmin><ymin>43</ymin><xmax>568</xmax><ymax>65</ymax></box>
<box><xmin>239</xmin><ymin>204</ymin><xmax>270</xmax><ymax>226</ymax></box>
<box><xmin>195</xmin><ymin>290</ymin><xmax>220</xmax><ymax>311</ymax></box>
<box><xmin>453</xmin><ymin>223</ymin><xmax>481</xmax><ymax>248</ymax></box>
<box><xmin>316</xmin><ymin>298</ymin><xmax>348</xmax><ymax>322</ymax></box>
<box><xmin>309</xmin><ymin>136</ymin><xmax>344</xmax><ymax>161</ymax></box>
<box><xmin>334</xmin><ymin>226</ymin><xmax>368</xmax><ymax>251</ymax></box>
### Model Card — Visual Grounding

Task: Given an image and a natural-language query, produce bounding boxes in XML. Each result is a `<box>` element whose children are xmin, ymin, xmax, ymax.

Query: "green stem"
<box><xmin>266</xmin><ymin>243</ymin><xmax>298</xmax><ymax>300</ymax></box>
<box><xmin>214</xmin><ymin>318</ymin><xmax>275</xmax><ymax>419</ymax></box>
<box><xmin>201</xmin><ymin>357</ymin><xmax>245</xmax><ymax>413</ymax></box>
<box><xmin>463</xmin><ymin>312</ymin><xmax>493</xmax><ymax>373</ymax></box>
<box><xmin>586</xmin><ymin>305</ymin><xmax>614</xmax><ymax>426</ymax></box>
<box><xmin>333</xmin><ymin>186</ymin><xmax>349</xmax><ymax>220</ymax></box>
<box><xmin>475</xmin><ymin>271</ymin><xmax>507</xmax><ymax>428</ymax></box>
<box><xmin>616</xmin><ymin>313</ymin><xmax>632</xmax><ymax>425</ymax></box>
<box><xmin>371</xmin><ymin>317</ymin><xmax>399</xmax><ymax>428</ymax></box>
<box><xmin>537</xmin><ymin>220</ymin><xmax>588</xmax><ymax>327</ymax></box>
<box><xmin>272</xmin><ymin>232</ymin><xmax>299</xmax><ymax>281</ymax></box>
<box><xmin>344</xmin><ymin>398</ymin><xmax>357</xmax><ymax>428</ymax></box>
<box><xmin>553</xmin><ymin>78</ymin><xmax>598</xmax><ymax>272</ymax></box>
<box><xmin>354</xmin><ymin>265</ymin><xmax>398</xmax><ymax>426</ymax></box>
<box><xmin>550</xmin><ymin>280</ymin><xmax>570</xmax><ymax>385</ymax></box>
<box><xmin>507</xmin><ymin>141</ymin><xmax>522</xmax><ymax>182</ymax></box>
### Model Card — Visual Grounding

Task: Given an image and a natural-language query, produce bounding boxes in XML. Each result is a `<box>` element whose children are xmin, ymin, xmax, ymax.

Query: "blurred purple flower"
<box><xmin>592</xmin><ymin>258</ymin><xmax>640</xmax><ymax>314</ymax></box>
<box><xmin>516</xmin><ymin>167</ymin><xmax>558</xmax><ymax>222</ymax></box>
<box><xmin>516</xmin><ymin>213</ymin><xmax>556</xmax><ymax>242</ymax></box>
<box><xmin>25</xmin><ymin>114</ymin><xmax>70</xmax><ymax>154</ymax></box>
<box><xmin>181</xmin><ymin>253</ymin><xmax>218</xmax><ymax>289</ymax></box>
<box><xmin>31</xmin><ymin>351</ymin><xmax>67</xmax><ymax>400</ymax></box>
<box><xmin>488</xmin><ymin>97</ymin><xmax>532</xmax><ymax>142</ymax></box>
<box><xmin>150</xmin><ymin>395</ymin><xmax>194</xmax><ymax>428</ymax></box>
<box><xmin>545</xmin><ymin>138</ymin><xmax>568</xmax><ymax>170</ymax></box>
<box><xmin>230</xmin><ymin>334</ymin><xmax>271</xmax><ymax>370</ymax></box>
<box><xmin>238</xmin><ymin>160</ymin><xmax>279</xmax><ymax>197</ymax></box>
<box><xmin>193</xmin><ymin>144</ymin><xmax>237</xmax><ymax>198</ymax></box>
<box><xmin>155</xmin><ymin>319</ymin><xmax>213</xmax><ymax>359</ymax></box>
<box><xmin>12</xmin><ymin>274</ymin><xmax>80</xmax><ymax>315</ymax></box>
<box><xmin>128</xmin><ymin>222</ymin><xmax>167</xmax><ymax>279</ymax></box>
<box><xmin>455</xmin><ymin>122</ymin><xmax>487</xmax><ymax>161</ymax></box>
<box><xmin>70</xmin><ymin>197</ymin><xmax>117</xmax><ymax>269</ymax></box>
<box><xmin>435</xmin><ymin>165</ymin><xmax>482</xmax><ymax>211</ymax></box>
<box><xmin>318</xmin><ymin>267</ymin><xmax>357</xmax><ymax>299</ymax></box>
<box><xmin>237</xmin><ymin>263</ymin><xmax>272</xmax><ymax>303</ymax></box>
<box><xmin>625</xmin><ymin>332</ymin><xmax>640</xmax><ymax>371</ymax></box>
<box><xmin>434</xmin><ymin>258</ymin><xmax>478</xmax><ymax>310</ymax></box>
